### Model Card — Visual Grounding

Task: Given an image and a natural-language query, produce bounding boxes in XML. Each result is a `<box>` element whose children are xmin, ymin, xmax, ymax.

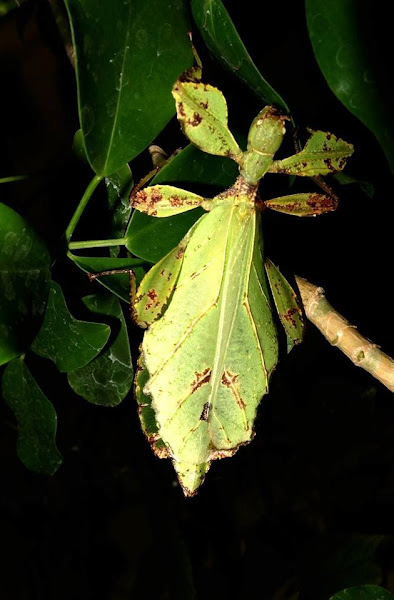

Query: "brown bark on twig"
<box><xmin>295</xmin><ymin>276</ymin><xmax>394</xmax><ymax>393</ymax></box>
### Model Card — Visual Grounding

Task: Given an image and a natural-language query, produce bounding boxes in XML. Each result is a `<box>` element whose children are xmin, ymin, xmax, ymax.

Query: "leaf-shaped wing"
<box><xmin>133</xmin><ymin>216</ymin><xmax>203</xmax><ymax>327</ymax></box>
<box><xmin>172</xmin><ymin>81</ymin><xmax>242</xmax><ymax>161</ymax></box>
<box><xmin>141</xmin><ymin>199</ymin><xmax>278</xmax><ymax>496</ymax></box>
<box><xmin>269</xmin><ymin>130</ymin><xmax>353</xmax><ymax>176</ymax></box>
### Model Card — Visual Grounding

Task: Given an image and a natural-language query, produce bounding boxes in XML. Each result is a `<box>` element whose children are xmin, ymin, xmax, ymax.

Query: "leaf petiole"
<box><xmin>65</xmin><ymin>174</ymin><xmax>103</xmax><ymax>243</ymax></box>
<box><xmin>68</xmin><ymin>238</ymin><xmax>127</xmax><ymax>250</ymax></box>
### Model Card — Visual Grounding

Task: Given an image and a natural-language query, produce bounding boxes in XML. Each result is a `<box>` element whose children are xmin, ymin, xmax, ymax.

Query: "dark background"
<box><xmin>1</xmin><ymin>1</ymin><xmax>394</xmax><ymax>598</ymax></box>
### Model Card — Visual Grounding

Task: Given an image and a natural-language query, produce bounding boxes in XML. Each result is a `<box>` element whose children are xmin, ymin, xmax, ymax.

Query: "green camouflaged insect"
<box><xmin>132</xmin><ymin>69</ymin><xmax>353</xmax><ymax>496</ymax></box>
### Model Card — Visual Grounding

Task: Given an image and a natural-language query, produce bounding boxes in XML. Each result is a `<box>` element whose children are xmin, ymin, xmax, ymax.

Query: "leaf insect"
<box><xmin>129</xmin><ymin>66</ymin><xmax>353</xmax><ymax>497</ymax></box>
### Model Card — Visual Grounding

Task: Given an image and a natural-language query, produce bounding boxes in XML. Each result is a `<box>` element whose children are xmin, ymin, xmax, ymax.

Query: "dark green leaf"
<box><xmin>330</xmin><ymin>586</ymin><xmax>394</xmax><ymax>600</ymax></box>
<box><xmin>2</xmin><ymin>358</ymin><xmax>62</xmax><ymax>475</ymax></box>
<box><xmin>69</xmin><ymin>254</ymin><xmax>146</xmax><ymax>302</ymax></box>
<box><xmin>72</xmin><ymin>129</ymin><xmax>88</xmax><ymax>163</ymax></box>
<box><xmin>31</xmin><ymin>281</ymin><xmax>110</xmax><ymax>372</ymax></box>
<box><xmin>297</xmin><ymin>534</ymin><xmax>387</xmax><ymax>600</ymax></box>
<box><xmin>64</xmin><ymin>0</ymin><xmax>194</xmax><ymax>175</ymax></box>
<box><xmin>333</xmin><ymin>172</ymin><xmax>374</xmax><ymax>199</ymax></box>
<box><xmin>105</xmin><ymin>164</ymin><xmax>133</xmax><ymax>257</ymax></box>
<box><xmin>125</xmin><ymin>144</ymin><xmax>238</xmax><ymax>262</ymax></box>
<box><xmin>191</xmin><ymin>0</ymin><xmax>289</xmax><ymax>112</ymax></box>
<box><xmin>68</xmin><ymin>294</ymin><xmax>133</xmax><ymax>406</ymax></box>
<box><xmin>306</xmin><ymin>0</ymin><xmax>394</xmax><ymax>172</ymax></box>
<box><xmin>0</xmin><ymin>203</ymin><xmax>51</xmax><ymax>366</ymax></box>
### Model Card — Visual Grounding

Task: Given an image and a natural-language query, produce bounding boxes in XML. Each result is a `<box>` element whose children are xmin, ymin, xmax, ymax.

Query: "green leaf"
<box><xmin>105</xmin><ymin>164</ymin><xmax>133</xmax><ymax>257</ymax></box>
<box><xmin>136</xmin><ymin>179</ymin><xmax>277</xmax><ymax>496</ymax></box>
<box><xmin>2</xmin><ymin>358</ymin><xmax>62</xmax><ymax>475</ymax></box>
<box><xmin>265</xmin><ymin>259</ymin><xmax>304</xmax><ymax>352</ymax></box>
<box><xmin>72</xmin><ymin>129</ymin><xmax>88</xmax><ymax>163</ymax></box>
<box><xmin>125</xmin><ymin>144</ymin><xmax>238</xmax><ymax>263</ymax></box>
<box><xmin>330</xmin><ymin>586</ymin><xmax>394</xmax><ymax>600</ymax></box>
<box><xmin>69</xmin><ymin>254</ymin><xmax>146</xmax><ymax>303</ymax></box>
<box><xmin>31</xmin><ymin>281</ymin><xmax>110</xmax><ymax>372</ymax></box>
<box><xmin>306</xmin><ymin>0</ymin><xmax>394</xmax><ymax>172</ymax></box>
<box><xmin>68</xmin><ymin>294</ymin><xmax>133</xmax><ymax>406</ymax></box>
<box><xmin>172</xmin><ymin>81</ymin><xmax>242</xmax><ymax>159</ymax></box>
<box><xmin>191</xmin><ymin>0</ymin><xmax>289</xmax><ymax>112</ymax></box>
<box><xmin>0</xmin><ymin>203</ymin><xmax>51</xmax><ymax>366</ymax></box>
<box><xmin>64</xmin><ymin>0</ymin><xmax>194</xmax><ymax>175</ymax></box>
<box><xmin>270</xmin><ymin>130</ymin><xmax>354</xmax><ymax>177</ymax></box>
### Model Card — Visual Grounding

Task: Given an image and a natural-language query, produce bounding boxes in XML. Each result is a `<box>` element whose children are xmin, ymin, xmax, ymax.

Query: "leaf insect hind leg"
<box><xmin>88</xmin><ymin>268</ymin><xmax>136</xmax><ymax>317</ymax></box>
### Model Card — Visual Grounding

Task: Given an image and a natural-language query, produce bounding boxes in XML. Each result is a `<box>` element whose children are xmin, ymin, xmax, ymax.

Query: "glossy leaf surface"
<box><xmin>330</xmin><ymin>587</ymin><xmax>394</xmax><ymax>600</ymax></box>
<box><xmin>64</xmin><ymin>0</ymin><xmax>193</xmax><ymax>175</ymax></box>
<box><xmin>31</xmin><ymin>281</ymin><xmax>110</xmax><ymax>372</ymax></box>
<box><xmin>2</xmin><ymin>358</ymin><xmax>62</xmax><ymax>475</ymax></box>
<box><xmin>191</xmin><ymin>0</ymin><xmax>289</xmax><ymax>112</ymax></box>
<box><xmin>68</xmin><ymin>294</ymin><xmax>133</xmax><ymax>406</ymax></box>
<box><xmin>0</xmin><ymin>203</ymin><xmax>51</xmax><ymax>366</ymax></box>
<box><xmin>105</xmin><ymin>164</ymin><xmax>133</xmax><ymax>257</ymax></box>
<box><xmin>306</xmin><ymin>0</ymin><xmax>394</xmax><ymax>172</ymax></box>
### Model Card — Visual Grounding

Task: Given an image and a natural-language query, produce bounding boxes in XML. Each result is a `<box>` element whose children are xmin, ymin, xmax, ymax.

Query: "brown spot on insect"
<box><xmin>221</xmin><ymin>370</ymin><xmax>247</xmax><ymax>421</ymax></box>
<box><xmin>282</xmin><ymin>307</ymin><xmax>302</xmax><ymax>329</ymax></box>
<box><xmin>306</xmin><ymin>193</ymin><xmax>338</xmax><ymax>214</ymax></box>
<box><xmin>323</xmin><ymin>157</ymin><xmax>335</xmax><ymax>171</ymax></box>
<box><xmin>200</xmin><ymin>402</ymin><xmax>211</xmax><ymax>421</ymax></box>
<box><xmin>188</xmin><ymin>112</ymin><xmax>202</xmax><ymax>127</ymax></box>
<box><xmin>175</xmin><ymin>246</ymin><xmax>185</xmax><ymax>260</ymax></box>
<box><xmin>147</xmin><ymin>289</ymin><xmax>158</xmax><ymax>302</ymax></box>
<box><xmin>191</xmin><ymin>368</ymin><xmax>212</xmax><ymax>394</ymax></box>
<box><xmin>170</xmin><ymin>195</ymin><xmax>184</xmax><ymax>207</ymax></box>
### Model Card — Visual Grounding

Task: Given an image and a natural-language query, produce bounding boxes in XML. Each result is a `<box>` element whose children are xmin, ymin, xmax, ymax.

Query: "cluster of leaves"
<box><xmin>1</xmin><ymin>1</ymin><xmax>393</xmax><ymax>597</ymax></box>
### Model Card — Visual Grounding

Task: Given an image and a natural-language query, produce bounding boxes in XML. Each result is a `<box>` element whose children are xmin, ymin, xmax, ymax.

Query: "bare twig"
<box><xmin>295</xmin><ymin>276</ymin><xmax>394</xmax><ymax>393</ymax></box>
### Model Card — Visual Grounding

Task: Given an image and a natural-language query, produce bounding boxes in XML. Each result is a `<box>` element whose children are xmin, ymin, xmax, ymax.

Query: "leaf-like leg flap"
<box><xmin>269</xmin><ymin>130</ymin><xmax>354</xmax><ymax>177</ymax></box>
<box><xmin>133</xmin><ymin>216</ymin><xmax>204</xmax><ymax>328</ymax></box>
<box><xmin>171</xmin><ymin>81</ymin><xmax>243</xmax><ymax>161</ymax></box>
<box><xmin>265</xmin><ymin>259</ymin><xmax>304</xmax><ymax>353</ymax></box>
<box><xmin>132</xmin><ymin>184</ymin><xmax>209</xmax><ymax>217</ymax></box>
<box><xmin>265</xmin><ymin>192</ymin><xmax>338</xmax><ymax>216</ymax></box>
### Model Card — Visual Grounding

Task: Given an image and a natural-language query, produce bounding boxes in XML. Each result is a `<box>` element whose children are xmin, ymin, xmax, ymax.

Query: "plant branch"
<box><xmin>65</xmin><ymin>174</ymin><xmax>103</xmax><ymax>243</ymax></box>
<box><xmin>295</xmin><ymin>276</ymin><xmax>394</xmax><ymax>393</ymax></box>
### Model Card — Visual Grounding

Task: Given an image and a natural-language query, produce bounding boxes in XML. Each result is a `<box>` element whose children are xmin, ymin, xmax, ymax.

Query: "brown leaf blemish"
<box><xmin>191</xmin><ymin>368</ymin><xmax>211</xmax><ymax>394</ymax></box>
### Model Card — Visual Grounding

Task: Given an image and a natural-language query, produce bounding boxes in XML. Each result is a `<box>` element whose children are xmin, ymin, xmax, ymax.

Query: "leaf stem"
<box><xmin>295</xmin><ymin>276</ymin><xmax>394</xmax><ymax>393</ymax></box>
<box><xmin>65</xmin><ymin>174</ymin><xmax>103</xmax><ymax>243</ymax></box>
<box><xmin>69</xmin><ymin>238</ymin><xmax>126</xmax><ymax>250</ymax></box>
<box><xmin>0</xmin><ymin>175</ymin><xmax>30</xmax><ymax>183</ymax></box>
